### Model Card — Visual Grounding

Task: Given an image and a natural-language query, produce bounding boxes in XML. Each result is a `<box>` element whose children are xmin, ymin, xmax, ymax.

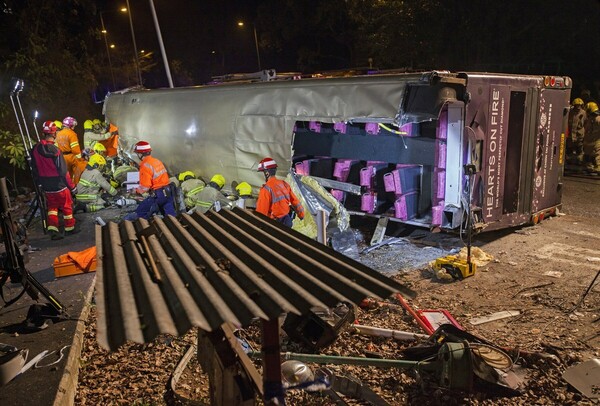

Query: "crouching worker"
<box><xmin>256</xmin><ymin>157</ymin><xmax>304</xmax><ymax>227</ymax></box>
<box><xmin>191</xmin><ymin>174</ymin><xmax>232</xmax><ymax>213</ymax></box>
<box><xmin>176</xmin><ymin>171</ymin><xmax>206</xmax><ymax>210</ymax></box>
<box><xmin>75</xmin><ymin>154</ymin><xmax>118</xmax><ymax>212</ymax></box>
<box><xmin>127</xmin><ymin>141</ymin><xmax>176</xmax><ymax>220</ymax></box>
<box><xmin>234</xmin><ymin>181</ymin><xmax>256</xmax><ymax>208</ymax></box>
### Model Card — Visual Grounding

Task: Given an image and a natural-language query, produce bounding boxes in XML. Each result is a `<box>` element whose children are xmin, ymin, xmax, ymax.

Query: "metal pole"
<box><xmin>125</xmin><ymin>0</ymin><xmax>142</xmax><ymax>86</ymax></box>
<box><xmin>15</xmin><ymin>83</ymin><xmax>34</xmax><ymax>150</ymax></box>
<box><xmin>32</xmin><ymin>110</ymin><xmax>40</xmax><ymax>142</ymax></box>
<box><xmin>100</xmin><ymin>13</ymin><xmax>116</xmax><ymax>91</ymax></box>
<box><xmin>253</xmin><ymin>24</ymin><xmax>261</xmax><ymax>71</ymax></box>
<box><xmin>148</xmin><ymin>0</ymin><xmax>174</xmax><ymax>88</ymax></box>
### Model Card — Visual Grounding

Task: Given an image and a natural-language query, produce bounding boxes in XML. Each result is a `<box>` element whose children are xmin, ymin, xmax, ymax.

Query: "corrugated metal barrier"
<box><xmin>96</xmin><ymin>208</ymin><xmax>415</xmax><ymax>351</ymax></box>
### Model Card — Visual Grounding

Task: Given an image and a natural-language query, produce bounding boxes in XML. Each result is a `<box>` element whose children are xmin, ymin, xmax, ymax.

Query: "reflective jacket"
<box><xmin>256</xmin><ymin>177</ymin><xmax>304</xmax><ymax>220</ymax></box>
<box><xmin>77</xmin><ymin>167</ymin><xmax>117</xmax><ymax>201</ymax></box>
<box><xmin>192</xmin><ymin>184</ymin><xmax>231</xmax><ymax>213</ymax></box>
<box><xmin>83</xmin><ymin>129</ymin><xmax>110</xmax><ymax>149</ymax></box>
<box><xmin>56</xmin><ymin>128</ymin><xmax>81</xmax><ymax>157</ymax></box>
<box><xmin>180</xmin><ymin>178</ymin><xmax>206</xmax><ymax>208</ymax></box>
<box><xmin>30</xmin><ymin>140</ymin><xmax>75</xmax><ymax>192</ymax></box>
<box><xmin>136</xmin><ymin>155</ymin><xmax>170</xmax><ymax>194</ymax></box>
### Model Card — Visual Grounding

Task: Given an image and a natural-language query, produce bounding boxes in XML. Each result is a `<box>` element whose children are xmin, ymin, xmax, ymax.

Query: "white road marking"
<box><xmin>533</xmin><ymin>242</ymin><xmax>600</xmax><ymax>268</ymax></box>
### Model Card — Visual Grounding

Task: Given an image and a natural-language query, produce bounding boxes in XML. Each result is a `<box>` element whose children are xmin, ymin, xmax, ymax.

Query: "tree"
<box><xmin>0</xmin><ymin>0</ymin><xmax>102</xmax><ymax>187</ymax></box>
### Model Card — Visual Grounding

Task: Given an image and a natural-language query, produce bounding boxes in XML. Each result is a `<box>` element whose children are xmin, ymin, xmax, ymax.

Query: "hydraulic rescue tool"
<box><xmin>0</xmin><ymin>177</ymin><xmax>66</xmax><ymax>320</ymax></box>
<box><xmin>432</xmin><ymin>164</ymin><xmax>478</xmax><ymax>280</ymax></box>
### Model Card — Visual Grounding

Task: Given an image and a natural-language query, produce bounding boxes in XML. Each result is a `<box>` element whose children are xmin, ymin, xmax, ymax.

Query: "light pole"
<box><xmin>237</xmin><ymin>21</ymin><xmax>261</xmax><ymax>71</ymax></box>
<box><xmin>148</xmin><ymin>0</ymin><xmax>174</xmax><ymax>88</ymax></box>
<box><xmin>99</xmin><ymin>12</ymin><xmax>116</xmax><ymax>90</ymax></box>
<box><xmin>124</xmin><ymin>1</ymin><xmax>143</xmax><ymax>86</ymax></box>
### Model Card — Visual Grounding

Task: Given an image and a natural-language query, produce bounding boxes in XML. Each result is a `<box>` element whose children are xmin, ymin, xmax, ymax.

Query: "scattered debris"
<box><xmin>469</xmin><ymin>311</ymin><xmax>521</xmax><ymax>325</ymax></box>
<box><xmin>543</xmin><ymin>270</ymin><xmax>563</xmax><ymax>278</ymax></box>
<box><xmin>562</xmin><ymin>358</ymin><xmax>600</xmax><ymax>399</ymax></box>
<box><xmin>512</xmin><ymin>282</ymin><xmax>554</xmax><ymax>298</ymax></box>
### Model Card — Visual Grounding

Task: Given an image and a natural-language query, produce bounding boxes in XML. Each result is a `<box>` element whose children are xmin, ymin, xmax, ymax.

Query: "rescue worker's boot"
<box><xmin>49</xmin><ymin>230</ymin><xmax>64</xmax><ymax>240</ymax></box>
<box><xmin>73</xmin><ymin>202</ymin><xmax>87</xmax><ymax>214</ymax></box>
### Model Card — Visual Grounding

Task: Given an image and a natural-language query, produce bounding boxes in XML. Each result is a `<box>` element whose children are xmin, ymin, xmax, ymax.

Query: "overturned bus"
<box><xmin>103</xmin><ymin>70</ymin><xmax>572</xmax><ymax>232</ymax></box>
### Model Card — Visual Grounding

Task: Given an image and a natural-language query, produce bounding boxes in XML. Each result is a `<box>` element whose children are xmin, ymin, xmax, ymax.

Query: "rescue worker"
<box><xmin>584</xmin><ymin>102</ymin><xmax>600</xmax><ymax>174</ymax></box>
<box><xmin>568</xmin><ymin>98</ymin><xmax>587</xmax><ymax>165</ymax></box>
<box><xmin>177</xmin><ymin>171</ymin><xmax>206</xmax><ymax>209</ymax></box>
<box><xmin>82</xmin><ymin>119</ymin><xmax>95</xmax><ymax>149</ymax></box>
<box><xmin>130</xmin><ymin>141</ymin><xmax>176</xmax><ymax>219</ymax></box>
<box><xmin>93</xmin><ymin>142</ymin><xmax>108</xmax><ymax>157</ymax></box>
<box><xmin>191</xmin><ymin>174</ymin><xmax>231</xmax><ymax>213</ymax></box>
<box><xmin>75</xmin><ymin>154</ymin><xmax>118</xmax><ymax>212</ymax></box>
<box><xmin>55</xmin><ymin>116</ymin><xmax>81</xmax><ymax>178</ymax></box>
<box><xmin>256</xmin><ymin>157</ymin><xmax>304</xmax><ymax>227</ymax></box>
<box><xmin>30</xmin><ymin>121</ymin><xmax>78</xmax><ymax>240</ymax></box>
<box><xmin>234</xmin><ymin>181</ymin><xmax>256</xmax><ymax>208</ymax></box>
<box><xmin>72</xmin><ymin>148</ymin><xmax>93</xmax><ymax>186</ymax></box>
<box><xmin>85</xmin><ymin>118</ymin><xmax>111</xmax><ymax>149</ymax></box>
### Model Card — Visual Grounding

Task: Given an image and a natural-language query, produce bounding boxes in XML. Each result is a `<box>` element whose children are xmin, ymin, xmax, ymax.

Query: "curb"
<box><xmin>53</xmin><ymin>275</ymin><xmax>96</xmax><ymax>406</ymax></box>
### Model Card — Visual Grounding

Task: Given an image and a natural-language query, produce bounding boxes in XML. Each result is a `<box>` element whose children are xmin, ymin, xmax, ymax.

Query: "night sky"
<box><xmin>98</xmin><ymin>0</ymin><xmax>268</xmax><ymax>87</ymax></box>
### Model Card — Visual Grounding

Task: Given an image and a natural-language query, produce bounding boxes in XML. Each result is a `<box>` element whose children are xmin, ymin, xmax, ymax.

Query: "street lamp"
<box><xmin>99</xmin><ymin>13</ymin><xmax>116</xmax><ymax>90</ymax></box>
<box><xmin>237</xmin><ymin>21</ymin><xmax>261</xmax><ymax>71</ymax></box>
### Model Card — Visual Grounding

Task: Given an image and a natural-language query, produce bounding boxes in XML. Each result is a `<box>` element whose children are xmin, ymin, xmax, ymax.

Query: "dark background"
<box><xmin>0</xmin><ymin>0</ymin><xmax>599</xmax><ymax>185</ymax></box>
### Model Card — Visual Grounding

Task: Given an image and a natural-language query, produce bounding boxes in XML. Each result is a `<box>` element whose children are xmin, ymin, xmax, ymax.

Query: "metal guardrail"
<box><xmin>96</xmin><ymin>208</ymin><xmax>415</xmax><ymax>351</ymax></box>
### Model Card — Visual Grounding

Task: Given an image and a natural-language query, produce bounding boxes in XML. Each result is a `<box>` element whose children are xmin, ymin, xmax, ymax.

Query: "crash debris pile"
<box><xmin>75</xmin><ymin>293</ymin><xmax>597</xmax><ymax>405</ymax></box>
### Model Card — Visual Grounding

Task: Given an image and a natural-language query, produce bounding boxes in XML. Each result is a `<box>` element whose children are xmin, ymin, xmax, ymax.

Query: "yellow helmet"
<box><xmin>210</xmin><ymin>174</ymin><xmax>226</xmax><ymax>188</ymax></box>
<box><xmin>92</xmin><ymin>118</ymin><xmax>102</xmax><ymax>125</ymax></box>
<box><xmin>178</xmin><ymin>171</ymin><xmax>195</xmax><ymax>182</ymax></box>
<box><xmin>84</xmin><ymin>119</ymin><xmax>93</xmax><ymax>130</ymax></box>
<box><xmin>235</xmin><ymin>181</ymin><xmax>252</xmax><ymax>196</ymax></box>
<box><xmin>54</xmin><ymin>120</ymin><xmax>63</xmax><ymax>130</ymax></box>
<box><xmin>88</xmin><ymin>154</ymin><xmax>107</xmax><ymax>168</ymax></box>
<box><xmin>573</xmin><ymin>98</ymin><xmax>584</xmax><ymax>106</ymax></box>
<box><xmin>587</xmin><ymin>102</ymin><xmax>599</xmax><ymax>114</ymax></box>
<box><xmin>93</xmin><ymin>143</ymin><xmax>107</xmax><ymax>155</ymax></box>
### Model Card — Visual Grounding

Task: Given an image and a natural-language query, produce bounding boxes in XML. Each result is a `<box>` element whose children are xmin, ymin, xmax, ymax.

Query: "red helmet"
<box><xmin>257</xmin><ymin>157</ymin><xmax>277</xmax><ymax>171</ymax></box>
<box><xmin>42</xmin><ymin>120</ymin><xmax>57</xmax><ymax>134</ymax></box>
<box><xmin>134</xmin><ymin>141</ymin><xmax>152</xmax><ymax>153</ymax></box>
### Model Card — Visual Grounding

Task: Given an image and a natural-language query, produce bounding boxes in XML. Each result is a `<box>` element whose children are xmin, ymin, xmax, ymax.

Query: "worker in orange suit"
<box><xmin>127</xmin><ymin>141</ymin><xmax>176</xmax><ymax>220</ymax></box>
<box><xmin>256</xmin><ymin>157</ymin><xmax>304</xmax><ymax>227</ymax></box>
<box><xmin>55</xmin><ymin>116</ymin><xmax>81</xmax><ymax>178</ymax></box>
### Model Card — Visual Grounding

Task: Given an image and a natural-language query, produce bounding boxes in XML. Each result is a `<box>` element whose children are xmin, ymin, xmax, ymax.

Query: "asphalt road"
<box><xmin>0</xmin><ymin>174</ymin><xmax>598</xmax><ymax>405</ymax></box>
<box><xmin>0</xmin><ymin>208</ymin><xmax>123</xmax><ymax>406</ymax></box>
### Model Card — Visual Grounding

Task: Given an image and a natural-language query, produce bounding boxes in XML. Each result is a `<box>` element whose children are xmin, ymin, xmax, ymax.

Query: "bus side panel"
<box><xmin>531</xmin><ymin>88</ymin><xmax>569</xmax><ymax>212</ymax></box>
<box><xmin>471</xmin><ymin>84</ymin><xmax>512</xmax><ymax>224</ymax></box>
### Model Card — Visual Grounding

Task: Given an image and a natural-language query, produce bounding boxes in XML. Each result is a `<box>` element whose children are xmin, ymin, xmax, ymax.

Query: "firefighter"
<box><xmin>85</xmin><ymin>118</ymin><xmax>111</xmax><ymax>149</ymax></box>
<box><xmin>82</xmin><ymin>119</ymin><xmax>95</xmax><ymax>149</ymax></box>
<box><xmin>55</xmin><ymin>116</ymin><xmax>81</xmax><ymax>178</ymax></box>
<box><xmin>191</xmin><ymin>174</ymin><xmax>231</xmax><ymax>213</ymax></box>
<box><xmin>256</xmin><ymin>157</ymin><xmax>304</xmax><ymax>227</ymax></box>
<box><xmin>72</xmin><ymin>148</ymin><xmax>93</xmax><ymax>185</ymax></box>
<box><xmin>568</xmin><ymin>98</ymin><xmax>587</xmax><ymax>165</ymax></box>
<box><xmin>584</xmin><ymin>102</ymin><xmax>600</xmax><ymax>174</ymax></box>
<box><xmin>75</xmin><ymin>154</ymin><xmax>118</xmax><ymax>212</ymax></box>
<box><xmin>30</xmin><ymin>121</ymin><xmax>78</xmax><ymax>240</ymax></box>
<box><xmin>176</xmin><ymin>171</ymin><xmax>206</xmax><ymax>209</ymax></box>
<box><xmin>234</xmin><ymin>181</ymin><xmax>256</xmax><ymax>208</ymax></box>
<box><xmin>129</xmin><ymin>141</ymin><xmax>176</xmax><ymax>220</ymax></box>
